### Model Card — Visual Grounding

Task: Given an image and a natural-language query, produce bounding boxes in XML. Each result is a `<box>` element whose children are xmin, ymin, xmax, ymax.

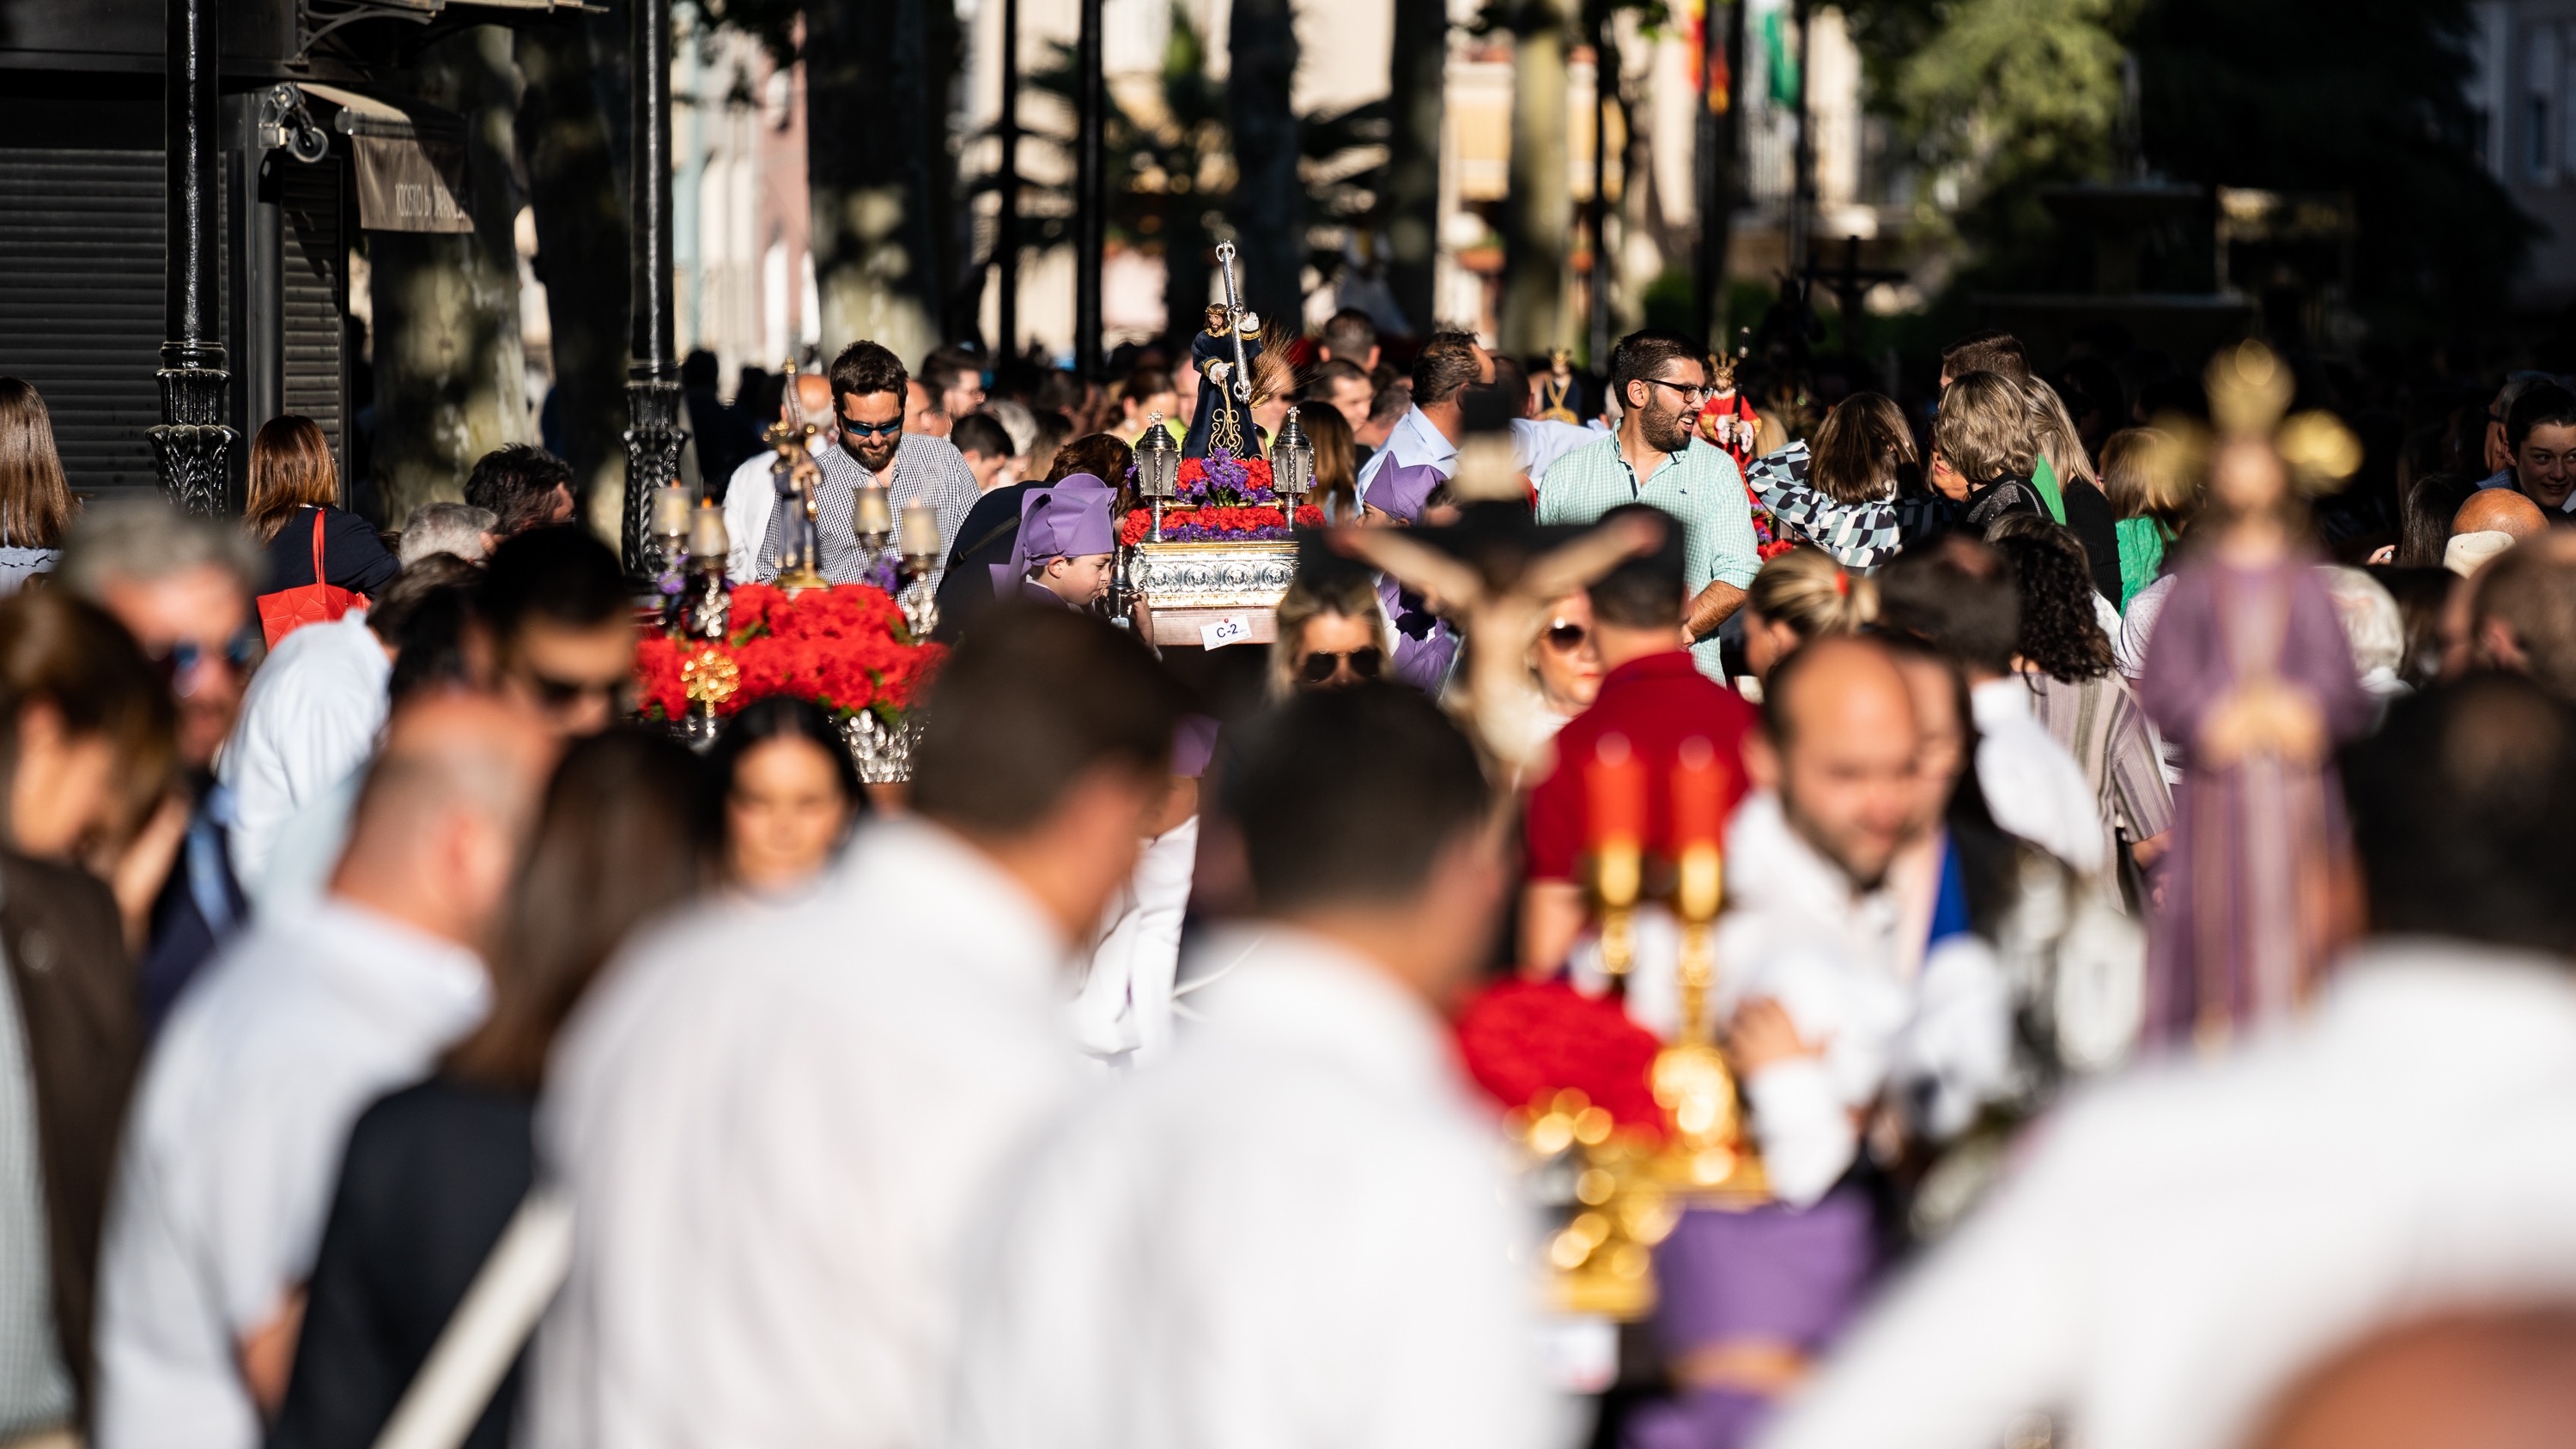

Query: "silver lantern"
<box><xmin>1135</xmin><ymin>413</ymin><xmax>1181</xmax><ymax>542</ymax></box>
<box><xmin>1272</xmin><ymin>406</ymin><xmax>1314</xmax><ymax>504</ymax></box>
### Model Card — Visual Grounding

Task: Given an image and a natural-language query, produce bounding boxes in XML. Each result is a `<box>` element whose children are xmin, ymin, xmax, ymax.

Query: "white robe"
<box><xmin>526</xmin><ymin>816</ymin><xmax>1078</xmax><ymax>1449</ymax></box>
<box><xmin>945</xmin><ymin>925</ymin><xmax>1574</xmax><ymax>1449</ymax></box>
<box><xmin>1070</xmin><ymin>815</ymin><xmax>1199</xmax><ymax>1066</ymax></box>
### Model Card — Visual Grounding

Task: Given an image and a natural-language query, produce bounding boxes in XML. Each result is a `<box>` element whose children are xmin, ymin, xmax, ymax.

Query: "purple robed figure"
<box><xmin>1362</xmin><ymin>463</ymin><xmax>1460</xmax><ymax>694</ymax></box>
<box><xmin>2139</xmin><ymin>552</ymin><xmax>2372</xmax><ymax>1046</ymax></box>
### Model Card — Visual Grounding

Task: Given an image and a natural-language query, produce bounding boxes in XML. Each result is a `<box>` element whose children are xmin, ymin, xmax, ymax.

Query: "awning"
<box><xmin>300</xmin><ymin>82</ymin><xmax>476</xmax><ymax>234</ymax></box>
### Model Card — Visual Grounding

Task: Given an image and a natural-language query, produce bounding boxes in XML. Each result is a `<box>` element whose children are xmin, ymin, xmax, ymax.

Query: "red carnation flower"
<box><xmin>1454</xmin><ymin>979</ymin><xmax>1668</xmax><ymax>1139</ymax></box>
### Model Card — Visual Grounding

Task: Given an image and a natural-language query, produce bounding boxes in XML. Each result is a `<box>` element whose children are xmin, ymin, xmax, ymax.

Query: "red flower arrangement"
<box><xmin>1454</xmin><ymin>979</ymin><xmax>1668</xmax><ymax>1140</ymax></box>
<box><xmin>1120</xmin><ymin>502</ymin><xmax>1327</xmax><ymax>546</ymax></box>
<box><xmin>634</xmin><ymin>582</ymin><xmax>945</xmax><ymax>727</ymax></box>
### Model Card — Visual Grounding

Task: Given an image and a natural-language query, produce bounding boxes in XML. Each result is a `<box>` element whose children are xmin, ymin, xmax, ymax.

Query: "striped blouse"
<box><xmin>2020</xmin><ymin>669</ymin><xmax>2174</xmax><ymax>907</ymax></box>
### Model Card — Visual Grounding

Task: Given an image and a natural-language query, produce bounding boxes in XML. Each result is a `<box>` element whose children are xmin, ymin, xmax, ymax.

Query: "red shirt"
<box><xmin>1525</xmin><ymin>651</ymin><xmax>1759</xmax><ymax>882</ymax></box>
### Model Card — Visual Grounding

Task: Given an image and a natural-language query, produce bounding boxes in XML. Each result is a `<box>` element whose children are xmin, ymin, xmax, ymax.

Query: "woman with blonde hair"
<box><xmin>1743</xmin><ymin>392</ymin><xmax>1912</xmax><ymax>569</ymax></box>
<box><xmin>1740</xmin><ymin>546</ymin><xmax>1879</xmax><ymax>682</ymax></box>
<box><xmin>0</xmin><ymin>377</ymin><xmax>75</xmax><ymax>593</ymax></box>
<box><xmin>245</xmin><ymin>416</ymin><xmax>398</xmax><ymax>641</ymax></box>
<box><xmin>2024</xmin><ymin>379</ymin><xmax>2124</xmax><ymax>605</ymax></box>
<box><xmin>2099</xmin><ymin>427</ymin><xmax>2194</xmax><ymax>607</ymax></box>
<box><xmin>1267</xmin><ymin>569</ymin><xmax>1394</xmax><ymax>699</ymax></box>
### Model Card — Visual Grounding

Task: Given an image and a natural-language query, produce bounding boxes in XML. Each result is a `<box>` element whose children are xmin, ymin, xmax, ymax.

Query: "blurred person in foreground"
<box><xmin>93</xmin><ymin>694</ymin><xmax>556</xmax><ymax>1449</ymax></box>
<box><xmin>1737</xmin><ymin>547</ymin><xmax>1880</xmax><ymax>687</ymax></box>
<box><xmin>1521</xmin><ymin>508</ymin><xmax>1759</xmax><ymax>1003</ymax></box>
<box><xmin>2461</xmin><ymin>530</ymin><xmax>2576</xmax><ymax>700</ymax></box>
<box><xmin>463</xmin><ymin>445</ymin><xmax>578</xmax><ymax>539</ymax></box>
<box><xmin>469</xmin><ymin>527</ymin><xmax>637</xmax><ymax>737</ymax></box>
<box><xmin>0</xmin><ymin>376</ymin><xmax>76</xmax><ymax>593</ymax></box>
<box><xmin>708</xmin><ymin>696</ymin><xmax>864</xmax><ymax>894</ymax></box>
<box><xmin>527</xmin><ymin>607</ymin><xmax>1188</xmax><ymax>1449</ymax></box>
<box><xmin>0</xmin><ymin>591</ymin><xmax>172</xmax><ymax>1446</ymax></box>
<box><xmin>1759</xmin><ymin>672</ymin><xmax>2576</xmax><ymax>1449</ymax></box>
<box><xmin>2247</xmin><ymin>1309</ymin><xmax>2576</xmax><ymax>1449</ymax></box>
<box><xmin>270</xmin><ymin>730</ymin><xmax>715</xmax><ymax>1449</ymax></box>
<box><xmin>58</xmin><ymin>501</ymin><xmax>262</xmax><ymax>1021</ymax></box>
<box><xmin>1625</xmin><ymin>635</ymin><xmax>2013</xmax><ymax>1449</ymax></box>
<box><xmin>945</xmin><ymin>682</ymin><xmax>1566</xmax><ymax>1449</ymax></box>
<box><xmin>221</xmin><ymin>555</ymin><xmax>482</xmax><ymax>896</ymax></box>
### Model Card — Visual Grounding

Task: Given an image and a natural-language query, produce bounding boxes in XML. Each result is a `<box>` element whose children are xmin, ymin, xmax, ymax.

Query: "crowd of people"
<box><xmin>2</xmin><ymin>302</ymin><xmax>2576</xmax><ymax>1449</ymax></box>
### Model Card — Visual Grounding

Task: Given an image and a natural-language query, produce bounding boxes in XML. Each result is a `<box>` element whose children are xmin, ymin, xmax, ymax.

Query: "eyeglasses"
<box><xmin>839</xmin><ymin>415</ymin><xmax>904</xmax><ymax>438</ymax></box>
<box><xmin>1299</xmin><ymin>646</ymin><xmax>1384</xmax><ymax>683</ymax></box>
<box><xmin>149</xmin><ymin>627</ymin><xmax>261</xmax><ymax>695</ymax></box>
<box><xmin>520</xmin><ymin>669</ymin><xmax>623</xmax><ymax>712</ymax></box>
<box><xmin>1643</xmin><ymin>378</ymin><xmax>1714</xmax><ymax>405</ymax></box>
<box><xmin>1541</xmin><ymin>621</ymin><xmax>1589</xmax><ymax>651</ymax></box>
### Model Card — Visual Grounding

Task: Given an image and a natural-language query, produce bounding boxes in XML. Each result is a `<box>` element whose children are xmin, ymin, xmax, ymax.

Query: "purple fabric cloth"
<box><xmin>1366</xmin><ymin>462</ymin><xmax>1443</xmax><ymax>523</ymax></box>
<box><xmin>1650</xmin><ymin>1191</ymin><xmax>1878</xmax><ymax>1355</ymax></box>
<box><xmin>992</xmin><ymin>476</ymin><xmax>1114</xmax><ymax>592</ymax></box>
<box><xmin>1620</xmin><ymin>1389</ymin><xmax>1771</xmax><ymax>1449</ymax></box>
<box><xmin>2138</xmin><ymin>554</ymin><xmax>2373</xmax><ymax>1045</ymax></box>
<box><xmin>1170</xmin><ymin>713</ymin><xmax>1220</xmax><ymax>779</ymax></box>
<box><xmin>1376</xmin><ymin>572</ymin><xmax>1457</xmax><ymax>694</ymax></box>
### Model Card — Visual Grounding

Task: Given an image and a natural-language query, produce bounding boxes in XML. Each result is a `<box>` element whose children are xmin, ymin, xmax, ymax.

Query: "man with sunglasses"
<box><xmin>758</xmin><ymin>341</ymin><xmax>981</xmax><ymax>590</ymax></box>
<box><xmin>58</xmin><ymin>501</ymin><xmax>264</xmax><ymax>1028</ymax></box>
<box><xmin>1537</xmin><ymin>328</ymin><xmax>1762</xmax><ymax>682</ymax></box>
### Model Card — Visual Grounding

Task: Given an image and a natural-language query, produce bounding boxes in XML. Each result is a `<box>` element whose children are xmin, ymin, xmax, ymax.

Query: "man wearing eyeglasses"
<box><xmin>58</xmin><ymin>501</ymin><xmax>264</xmax><ymax>1028</ymax></box>
<box><xmin>758</xmin><ymin>341</ymin><xmax>981</xmax><ymax>590</ymax></box>
<box><xmin>1536</xmin><ymin>328</ymin><xmax>1763</xmax><ymax>682</ymax></box>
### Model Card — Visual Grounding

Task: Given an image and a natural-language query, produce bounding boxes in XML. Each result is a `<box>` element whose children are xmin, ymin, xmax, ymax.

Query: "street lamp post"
<box><xmin>150</xmin><ymin>0</ymin><xmax>235</xmax><ymax>515</ymax></box>
<box><xmin>623</xmin><ymin>0</ymin><xmax>688</xmax><ymax>578</ymax></box>
<box><xmin>1073</xmin><ymin>0</ymin><xmax>1103</xmax><ymax>382</ymax></box>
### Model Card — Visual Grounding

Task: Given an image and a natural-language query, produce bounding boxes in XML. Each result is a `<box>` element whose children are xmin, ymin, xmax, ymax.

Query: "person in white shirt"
<box><xmin>218</xmin><ymin>555</ymin><xmax>478</xmax><ymax>894</ymax></box>
<box><xmin>1758</xmin><ymin>672</ymin><xmax>2576</xmax><ymax>1449</ymax></box>
<box><xmin>1355</xmin><ymin>331</ymin><xmax>1485</xmax><ymax>502</ymax></box>
<box><xmin>946</xmin><ymin>682</ymin><xmax>1569</xmax><ymax>1449</ymax></box>
<box><xmin>1068</xmin><ymin>715</ymin><xmax>1218</xmax><ymax>1068</ymax></box>
<box><xmin>93</xmin><ymin>693</ymin><xmax>556</xmax><ymax>1449</ymax></box>
<box><xmin>1879</xmin><ymin>536</ymin><xmax>2106</xmax><ymax>874</ymax></box>
<box><xmin>527</xmin><ymin>607</ymin><xmax>1190</xmax><ymax>1449</ymax></box>
<box><xmin>724</xmin><ymin>370</ymin><xmax>839</xmax><ymax>580</ymax></box>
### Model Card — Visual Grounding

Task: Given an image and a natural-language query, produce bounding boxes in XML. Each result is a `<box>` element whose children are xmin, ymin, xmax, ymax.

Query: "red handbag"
<box><xmin>256</xmin><ymin>510</ymin><xmax>369</xmax><ymax>647</ymax></box>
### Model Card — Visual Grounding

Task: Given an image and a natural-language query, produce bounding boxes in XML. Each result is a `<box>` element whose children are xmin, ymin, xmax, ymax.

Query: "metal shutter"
<box><xmin>276</xmin><ymin>161</ymin><xmax>346</xmax><ymax>483</ymax></box>
<box><xmin>0</xmin><ymin>149</ymin><xmax>169</xmax><ymax>502</ymax></box>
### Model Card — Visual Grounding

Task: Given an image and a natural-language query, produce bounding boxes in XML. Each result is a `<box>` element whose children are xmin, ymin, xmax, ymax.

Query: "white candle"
<box><xmin>854</xmin><ymin>482</ymin><xmax>895</xmax><ymax>538</ymax></box>
<box><xmin>899</xmin><ymin>500</ymin><xmax>940</xmax><ymax>557</ymax></box>
<box><xmin>688</xmin><ymin>500</ymin><xmax>730</xmax><ymax>561</ymax></box>
<box><xmin>653</xmin><ymin>485</ymin><xmax>692</xmax><ymax>537</ymax></box>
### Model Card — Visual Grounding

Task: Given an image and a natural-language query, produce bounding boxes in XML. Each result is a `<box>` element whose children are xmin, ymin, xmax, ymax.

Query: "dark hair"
<box><xmin>951</xmin><ymin>411</ymin><xmax>1013</xmax><ymax>461</ymax></box>
<box><xmin>2342</xmin><ymin>673</ymin><xmax>2576</xmax><ymax>954</ymax></box>
<box><xmin>0</xmin><ymin>589</ymin><xmax>176</xmax><ymax>830</ymax></box>
<box><xmin>386</xmin><ymin>583</ymin><xmax>478</xmax><ymax>705</ymax></box>
<box><xmin>1308</xmin><ymin>358</ymin><xmax>1370</xmax><ymax>398</ymax></box>
<box><xmin>681</xmin><ymin>349</ymin><xmax>721</xmax><ymax>391</ymax></box>
<box><xmin>1321</xmin><ymin>308</ymin><xmax>1378</xmax><ymax>361</ymax></box>
<box><xmin>0</xmin><ymin>378</ymin><xmax>72</xmax><ymax>550</ymax></box>
<box><xmin>1876</xmin><ymin>535</ymin><xmax>2020</xmax><ymax>677</ymax></box>
<box><xmin>367</xmin><ymin>552</ymin><xmax>483</xmax><ymax>643</ymax></box>
<box><xmin>1486</xmin><ymin>355</ymin><xmax>1530</xmax><ymax>420</ymax></box>
<box><xmin>1986</xmin><ymin>514</ymin><xmax>2115</xmax><ymax>681</ymax></box>
<box><xmin>2397</xmin><ymin>473</ymin><xmax>2482</xmax><ymax>570</ymax></box>
<box><xmin>243</xmin><ymin>415</ymin><xmax>341</xmax><ymax>544</ymax></box>
<box><xmin>1941</xmin><ymin>330</ymin><xmax>2031</xmax><ymax>385</ymax></box>
<box><xmin>1224</xmin><ymin>682</ymin><xmax>1491</xmax><ymax>912</ymax></box>
<box><xmin>910</xmin><ymin>606</ymin><xmax>1191</xmax><ymax>834</ymax></box>
<box><xmin>446</xmin><ymin>728</ymin><xmax>718</xmax><ymax>1090</ymax></box>
<box><xmin>1809</xmin><ymin>393</ymin><xmax>1915</xmax><ymax>506</ymax></box>
<box><xmin>2507</xmin><ymin>382</ymin><xmax>2576</xmax><ymax>454</ymax></box>
<box><xmin>708</xmin><ymin>694</ymin><xmax>864</xmax><ymax>822</ymax></box>
<box><xmin>1608</xmin><ymin>328</ymin><xmax>1702</xmax><ymax>403</ymax></box>
<box><xmin>2375</xmin><ymin>565</ymin><xmax>2455</xmax><ymax>688</ymax></box>
<box><xmin>1296</xmin><ymin>402</ymin><xmax>1357</xmax><ymax>512</ymax></box>
<box><xmin>479</xmin><ymin>525</ymin><xmax>629</xmax><ymax>638</ymax></box>
<box><xmin>1370</xmin><ymin>378</ymin><xmax>1413</xmax><ymax>426</ymax></box>
<box><xmin>921</xmin><ymin>346</ymin><xmax>983</xmax><ymax>398</ymax></box>
<box><xmin>1587</xmin><ymin>504</ymin><xmax>1688</xmax><ymax>630</ymax></box>
<box><xmin>465</xmin><ymin>445</ymin><xmax>577</xmax><ymax>537</ymax></box>
<box><xmin>1120</xmin><ymin>368</ymin><xmax>1175</xmax><ymax>405</ymax></box>
<box><xmin>1412</xmin><ymin>332</ymin><xmax>1485</xmax><ymax>408</ymax></box>
<box><xmin>828</xmin><ymin>340</ymin><xmax>909</xmax><ymax>405</ymax></box>
<box><xmin>1047</xmin><ymin>431</ymin><xmax>1136</xmax><ymax>512</ymax></box>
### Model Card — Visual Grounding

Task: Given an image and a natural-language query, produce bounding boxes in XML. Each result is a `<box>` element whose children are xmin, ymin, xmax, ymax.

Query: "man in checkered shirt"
<box><xmin>1536</xmin><ymin>329</ymin><xmax>1763</xmax><ymax>680</ymax></box>
<box><xmin>758</xmin><ymin>341</ymin><xmax>982</xmax><ymax>591</ymax></box>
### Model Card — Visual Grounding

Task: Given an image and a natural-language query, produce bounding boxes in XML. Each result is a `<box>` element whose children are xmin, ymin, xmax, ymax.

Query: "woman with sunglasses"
<box><xmin>1268</xmin><ymin>572</ymin><xmax>1395</xmax><ymax>699</ymax></box>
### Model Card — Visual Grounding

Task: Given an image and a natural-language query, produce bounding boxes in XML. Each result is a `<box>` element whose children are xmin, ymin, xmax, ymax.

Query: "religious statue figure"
<box><xmin>2139</xmin><ymin>343</ymin><xmax>2372</xmax><ymax>1047</ymax></box>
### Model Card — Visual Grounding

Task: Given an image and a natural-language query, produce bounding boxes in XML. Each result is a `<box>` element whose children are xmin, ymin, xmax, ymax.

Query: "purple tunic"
<box><xmin>2138</xmin><ymin>555</ymin><xmax>2372</xmax><ymax>1046</ymax></box>
<box><xmin>1376</xmin><ymin>572</ymin><xmax>1456</xmax><ymax>694</ymax></box>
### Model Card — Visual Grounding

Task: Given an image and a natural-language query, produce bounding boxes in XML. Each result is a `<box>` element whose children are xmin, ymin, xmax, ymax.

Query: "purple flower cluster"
<box><xmin>1178</xmin><ymin>447</ymin><xmax>1275</xmax><ymax>509</ymax></box>
<box><xmin>1159</xmin><ymin>519</ymin><xmax>1297</xmax><ymax>543</ymax></box>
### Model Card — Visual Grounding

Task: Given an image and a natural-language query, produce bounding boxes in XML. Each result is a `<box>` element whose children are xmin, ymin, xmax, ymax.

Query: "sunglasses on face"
<box><xmin>839</xmin><ymin>415</ymin><xmax>904</xmax><ymax>438</ymax></box>
<box><xmin>521</xmin><ymin>670</ymin><xmax>623</xmax><ymax>712</ymax></box>
<box><xmin>150</xmin><ymin>627</ymin><xmax>261</xmax><ymax>694</ymax></box>
<box><xmin>1299</xmin><ymin>646</ymin><xmax>1384</xmax><ymax>682</ymax></box>
<box><xmin>1541</xmin><ymin>621</ymin><xmax>1589</xmax><ymax>651</ymax></box>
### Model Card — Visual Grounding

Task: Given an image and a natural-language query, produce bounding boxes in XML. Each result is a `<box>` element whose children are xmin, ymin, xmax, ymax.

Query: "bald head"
<box><xmin>333</xmin><ymin>694</ymin><xmax>559</xmax><ymax>949</ymax></box>
<box><xmin>1754</xmin><ymin>635</ymin><xmax>1920</xmax><ymax>888</ymax></box>
<box><xmin>2256</xmin><ymin>1311</ymin><xmax>2576</xmax><ymax>1449</ymax></box>
<box><xmin>2455</xmin><ymin>488</ymin><xmax>2549</xmax><ymax>541</ymax></box>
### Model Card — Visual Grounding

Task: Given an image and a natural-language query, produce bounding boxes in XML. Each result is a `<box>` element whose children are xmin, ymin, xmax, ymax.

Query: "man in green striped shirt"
<box><xmin>1535</xmin><ymin>329</ymin><xmax>1762</xmax><ymax>680</ymax></box>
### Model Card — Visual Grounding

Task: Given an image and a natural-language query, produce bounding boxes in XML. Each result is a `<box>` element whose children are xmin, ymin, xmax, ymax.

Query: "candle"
<box><xmin>898</xmin><ymin>499</ymin><xmax>940</xmax><ymax>558</ymax></box>
<box><xmin>687</xmin><ymin>500</ymin><xmax>730</xmax><ymax>561</ymax></box>
<box><xmin>1672</xmin><ymin>736</ymin><xmax>1728</xmax><ymax>849</ymax></box>
<box><xmin>652</xmin><ymin>484</ymin><xmax>692</xmax><ymax>537</ymax></box>
<box><xmin>853</xmin><ymin>482</ymin><xmax>895</xmax><ymax>538</ymax></box>
<box><xmin>1584</xmin><ymin>733</ymin><xmax>1647</xmax><ymax>850</ymax></box>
